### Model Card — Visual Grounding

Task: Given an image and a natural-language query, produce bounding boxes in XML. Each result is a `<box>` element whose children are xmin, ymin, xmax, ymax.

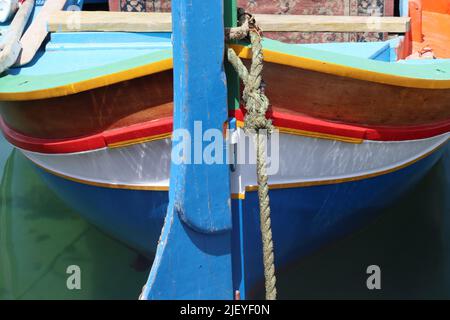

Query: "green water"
<box><xmin>0</xmin><ymin>136</ymin><xmax>149</xmax><ymax>299</ymax></box>
<box><xmin>0</xmin><ymin>134</ymin><xmax>449</xmax><ymax>299</ymax></box>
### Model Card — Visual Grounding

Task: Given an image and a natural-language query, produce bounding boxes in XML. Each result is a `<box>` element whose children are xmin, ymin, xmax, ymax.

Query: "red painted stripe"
<box><xmin>104</xmin><ymin>117</ymin><xmax>173</xmax><ymax>145</ymax></box>
<box><xmin>234</xmin><ymin>108</ymin><xmax>450</xmax><ymax>142</ymax></box>
<box><xmin>1</xmin><ymin>110</ymin><xmax>449</xmax><ymax>154</ymax></box>
<box><xmin>0</xmin><ymin>118</ymin><xmax>106</xmax><ymax>153</ymax></box>
<box><xmin>0</xmin><ymin>117</ymin><xmax>173</xmax><ymax>154</ymax></box>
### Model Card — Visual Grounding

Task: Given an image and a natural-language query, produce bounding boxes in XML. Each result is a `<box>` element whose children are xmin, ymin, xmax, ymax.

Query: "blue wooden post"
<box><xmin>141</xmin><ymin>0</ymin><xmax>233</xmax><ymax>299</ymax></box>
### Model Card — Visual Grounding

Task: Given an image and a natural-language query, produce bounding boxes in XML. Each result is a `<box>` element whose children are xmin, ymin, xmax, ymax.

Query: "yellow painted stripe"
<box><xmin>232</xmin><ymin>45</ymin><xmax>450</xmax><ymax>89</ymax></box>
<box><xmin>3</xmin><ymin>44</ymin><xmax>450</xmax><ymax>101</ymax></box>
<box><xmin>236</xmin><ymin>119</ymin><xmax>363</xmax><ymax>144</ymax></box>
<box><xmin>0</xmin><ymin>58</ymin><xmax>173</xmax><ymax>101</ymax></box>
<box><xmin>108</xmin><ymin>132</ymin><xmax>172</xmax><ymax>149</ymax></box>
<box><xmin>105</xmin><ymin>119</ymin><xmax>363</xmax><ymax>151</ymax></box>
<box><xmin>278</xmin><ymin>126</ymin><xmax>363</xmax><ymax>144</ymax></box>
<box><xmin>231</xmin><ymin>193</ymin><xmax>246</xmax><ymax>200</ymax></box>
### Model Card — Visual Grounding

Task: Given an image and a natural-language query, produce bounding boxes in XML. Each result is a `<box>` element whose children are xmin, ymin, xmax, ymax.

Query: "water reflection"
<box><xmin>0</xmin><ymin>139</ymin><xmax>149</xmax><ymax>299</ymax></box>
<box><xmin>0</xmin><ymin>135</ymin><xmax>449</xmax><ymax>299</ymax></box>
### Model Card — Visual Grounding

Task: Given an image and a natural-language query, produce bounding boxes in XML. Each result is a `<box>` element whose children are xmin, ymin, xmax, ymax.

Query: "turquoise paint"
<box><xmin>301</xmin><ymin>39</ymin><xmax>400</xmax><ymax>62</ymax></box>
<box><xmin>142</xmin><ymin>0</ymin><xmax>233</xmax><ymax>299</ymax></box>
<box><xmin>300</xmin><ymin>42</ymin><xmax>390</xmax><ymax>60</ymax></box>
<box><xmin>258</xmin><ymin>38</ymin><xmax>450</xmax><ymax>80</ymax></box>
<box><xmin>2</xmin><ymin>34</ymin><xmax>450</xmax><ymax>95</ymax></box>
<box><xmin>15</xmin><ymin>33</ymin><xmax>172</xmax><ymax>75</ymax></box>
<box><xmin>401</xmin><ymin>59</ymin><xmax>450</xmax><ymax>65</ymax></box>
<box><xmin>0</xmin><ymin>49</ymin><xmax>172</xmax><ymax>92</ymax></box>
<box><xmin>1</xmin><ymin>0</ymin><xmax>449</xmax><ymax>96</ymax></box>
<box><xmin>50</xmin><ymin>32</ymin><xmax>171</xmax><ymax>45</ymax></box>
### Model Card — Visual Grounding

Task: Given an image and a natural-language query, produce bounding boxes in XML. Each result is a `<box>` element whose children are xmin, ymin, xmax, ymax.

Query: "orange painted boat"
<box><xmin>408</xmin><ymin>0</ymin><xmax>450</xmax><ymax>58</ymax></box>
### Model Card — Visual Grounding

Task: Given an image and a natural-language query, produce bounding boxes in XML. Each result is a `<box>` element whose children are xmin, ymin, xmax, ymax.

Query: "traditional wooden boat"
<box><xmin>0</xmin><ymin>0</ymin><xmax>449</xmax><ymax>298</ymax></box>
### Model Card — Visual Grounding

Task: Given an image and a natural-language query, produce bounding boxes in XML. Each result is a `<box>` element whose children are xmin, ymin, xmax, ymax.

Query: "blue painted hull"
<box><xmin>234</xmin><ymin>148</ymin><xmax>446</xmax><ymax>294</ymax></box>
<box><xmin>34</xmin><ymin>147</ymin><xmax>446</xmax><ymax>292</ymax></box>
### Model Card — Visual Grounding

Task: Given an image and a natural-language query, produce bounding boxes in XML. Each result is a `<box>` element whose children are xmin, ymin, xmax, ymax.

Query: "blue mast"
<box><xmin>141</xmin><ymin>0</ymin><xmax>234</xmax><ymax>299</ymax></box>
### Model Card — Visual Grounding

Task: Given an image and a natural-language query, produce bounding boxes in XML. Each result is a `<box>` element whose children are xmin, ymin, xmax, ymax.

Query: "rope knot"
<box><xmin>227</xmin><ymin>10</ymin><xmax>272</xmax><ymax>134</ymax></box>
<box><xmin>226</xmin><ymin>10</ymin><xmax>277</xmax><ymax>301</ymax></box>
<box><xmin>242</xmin><ymin>88</ymin><xmax>273</xmax><ymax>133</ymax></box>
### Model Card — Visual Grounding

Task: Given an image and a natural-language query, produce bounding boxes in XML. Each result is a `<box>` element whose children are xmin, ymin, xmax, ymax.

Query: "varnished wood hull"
<box><xmin>1</xmin><ymin>63</ymin><xmax>449</xmax><ymax>143</ymax></box>
<box><xmin>0</xmin><ymin>71</ymin><xmax>173</xmax><ymax>139</ymax></box>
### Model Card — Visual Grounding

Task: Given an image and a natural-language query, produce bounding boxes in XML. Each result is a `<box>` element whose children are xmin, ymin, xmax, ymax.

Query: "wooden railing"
<box><xmin>47</xmin><ymin>11</ymin><xmax>410</xmax><ymax>33</ymax></box>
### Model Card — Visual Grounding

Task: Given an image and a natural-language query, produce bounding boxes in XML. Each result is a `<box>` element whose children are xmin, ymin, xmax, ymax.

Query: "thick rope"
<box><xmin>227</xmin><ymin>11</ymin><xmax>277</xmax><ymax>301</ymax></box>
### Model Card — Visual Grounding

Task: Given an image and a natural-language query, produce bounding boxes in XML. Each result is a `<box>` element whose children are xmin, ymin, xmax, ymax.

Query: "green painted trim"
<box><xmin>224</xmin><ymin>0</ymin><xmax>240</xmax><ymax>110</ymax></box>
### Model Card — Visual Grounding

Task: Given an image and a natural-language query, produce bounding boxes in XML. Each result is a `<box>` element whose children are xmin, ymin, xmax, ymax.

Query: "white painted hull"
<box><xmin>20</xmin><ymin>131</ymin><xmax>450</xmax><ymax>197</ymax></box>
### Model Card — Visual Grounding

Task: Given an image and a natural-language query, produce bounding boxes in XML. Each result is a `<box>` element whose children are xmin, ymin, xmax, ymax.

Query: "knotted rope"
<box><xmin>226</xmin><ymin>10</ymin><xmax>277</xmax><ymax>301</ymax></box>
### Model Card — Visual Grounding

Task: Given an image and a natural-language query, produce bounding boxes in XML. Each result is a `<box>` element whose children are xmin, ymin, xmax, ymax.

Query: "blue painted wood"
<box><xmin>50</xmin><ymin>32</ymin><xmax>171</xmax><ymax>44</ymax></box>
<box><xmin>169</xmin><ymin>1</ymin><xmax>231</xmax><ymax>233</ymax></box>
<box><xmin>386</xmin><ymin>37</ymin><xmax>402</xmax><ymax>62</ymax></box>
<box><xmin>22</xmin><ymin>33</ymin><xmax>407</xmax><ymax>77</ymax></box>
<box><xmin>141</xmin><ymin>0</ymin><xmax>233</xmax><ymax>299</ymax></box>
<box><xmin>35</xmin><ymin>146</ymin><xmax>448</xmax><ymax>297</ymax></box>
<box><xmin>47</xmin><ymin>32</ymin><xmax>171</xmax><ymax>51</ymax></box>
<box><xmin>300</xmin><ymin>42</ymin><xmax>390</xmax><ymax>60</ymax></box>
<box><xmin>232</xmin><ymin>198</ymin><xmax>247</xmax><ymax>299</ymax></box>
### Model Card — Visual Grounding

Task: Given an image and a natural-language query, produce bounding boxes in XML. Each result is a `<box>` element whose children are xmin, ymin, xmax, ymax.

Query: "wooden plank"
<box><xmin>48</xmin><ymin>11</ymin><xmax>172</xmax><ymax>32</ymax></box>
<box><xmin>0</xmin><ymin>0</ymin><xmax>35</xmax><ymax>72</ymax></box>
<box><xmin>47</xmin><ymin>11</ymin><xmax>410</xmax><ymax>33</ymax></box>
<box><xmin>16</xmin><ymin>0</ymin><xmax>68</xmax><ymax>66</ymax></box>
<box><xmin>256</xmin><ymin>14</ymin><xmax>410</xmax><ymax>33</ymax></box>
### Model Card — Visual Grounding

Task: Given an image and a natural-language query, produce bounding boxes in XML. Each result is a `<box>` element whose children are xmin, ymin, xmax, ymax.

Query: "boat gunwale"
<box><xmin>1</xmin><ymin>37</ymin><xmax>450</xmax><ymax>101</ymax></box>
